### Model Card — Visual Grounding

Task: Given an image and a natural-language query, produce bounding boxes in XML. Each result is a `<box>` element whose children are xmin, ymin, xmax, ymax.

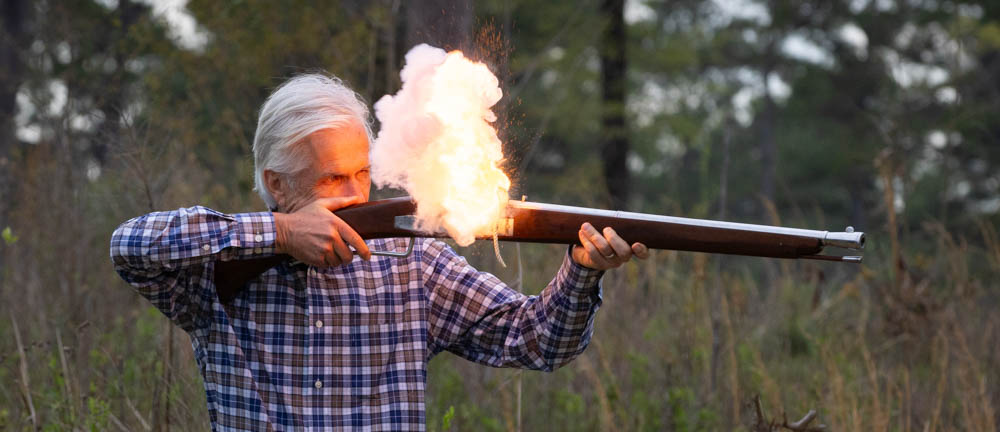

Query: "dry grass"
<box><xmin>1</xmin><ymin>142</ymin><xmax>998</xmax><ymax>430</ymax></box>
<box><xmin>425</xmin><ymin>217</ymin><xmax>1000</xmax><ymax>431</ymax></box>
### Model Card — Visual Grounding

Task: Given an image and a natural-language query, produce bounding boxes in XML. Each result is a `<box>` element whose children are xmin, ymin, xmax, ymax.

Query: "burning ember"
<box><xmin>371</xmin><ymin>44</ymin><xmax>511</xmax><ymax>246</ymax></box>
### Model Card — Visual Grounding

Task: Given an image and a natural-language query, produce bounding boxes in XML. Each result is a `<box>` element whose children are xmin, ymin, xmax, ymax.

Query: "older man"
<box><xmin>111</xmin><ymin>74</ymin><xmax>649</xmax><ymax>430</ymax></box>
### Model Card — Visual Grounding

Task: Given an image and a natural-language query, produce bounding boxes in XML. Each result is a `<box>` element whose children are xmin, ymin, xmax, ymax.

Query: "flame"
<box><xmin>372</xmin><ymin>44</ymin><xmax>511</xmax><ymax>246</ymax></box>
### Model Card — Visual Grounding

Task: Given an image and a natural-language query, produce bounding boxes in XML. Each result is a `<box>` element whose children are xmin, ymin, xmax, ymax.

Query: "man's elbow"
<box><xmin>109</xmin><ymin>217</ymin><xmax>160</xmax><ymax>285</ymax></box>
<box><xmin>110</xmin><ymin>220</ymin><xmax>137</xmax><ymax>269</ymax></box>
<box><xmin>537</xmin><ymin>337</ymin><xmax>593</xmax><ymax>372</ymax></box>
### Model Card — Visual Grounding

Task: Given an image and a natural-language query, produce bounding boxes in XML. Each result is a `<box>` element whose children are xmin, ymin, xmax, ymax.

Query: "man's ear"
<box><xmin>263</xmin><ymin>169</ymin><xmax>286</xmax><ymax>209</ymax></box>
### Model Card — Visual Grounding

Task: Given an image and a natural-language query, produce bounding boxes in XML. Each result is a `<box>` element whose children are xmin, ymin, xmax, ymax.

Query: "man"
<box><xmin>111</xmin><ymin>74</ymin><xmax>649</xmax><ymax>430</ymax></box>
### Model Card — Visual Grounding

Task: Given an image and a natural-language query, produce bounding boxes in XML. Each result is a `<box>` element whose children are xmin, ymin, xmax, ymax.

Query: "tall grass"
<box><xmin>1</xmin><ymin>143</ymin><xmax>998</xmax><ymax>430</ymax></box>
<box><xmin>426</xmin><ymin>219</ymin><xmax>1000</xmax><ymax>431</ymax></box>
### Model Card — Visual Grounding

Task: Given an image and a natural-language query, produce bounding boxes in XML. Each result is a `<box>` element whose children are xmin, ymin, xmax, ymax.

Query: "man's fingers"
<box><xmin>579</xmin><ymin>231</ymin><xmax>612</xmax><ymax>268</ymax></box>
<box><xmin>336</xmin><ymin>219</ymin><xmax>371</xmax><ymax>261</ymax></box>
<box><xmin>315</xmin><ymin>195</ymin><xmax>364</xmax><ymax>211</ymax></box>
<box><xmin>329</xmin><ymin>229</ymin><xmax>354</xmax><ymax>264</ymax></box>
<box><xmin>576</xmin><ymin>222</ymin><xmax>652</xmax><ymax>268</ymax></box>
<box><xmin>321</xmin><ymin>248</ymin><xmax>341</xmax><ymax>268</ymax></box>
<box><xmin>603</xmin><ymin>227</ymin><xmax>632</xmax><ymax>259</ymax></box>
<box><xmin>632</xmin><ymin>242</ymin><xmax>650</xmax><ymax>259</ymax></box>
<box><xmin>581</xmin><ymin>223</ymin><xmax>615</xmax><ymax>258</ymax></box>
<box><xmin>281</xmin><ymin>196</ymin><xmax>370</xmax><ymax>267</ymax></box>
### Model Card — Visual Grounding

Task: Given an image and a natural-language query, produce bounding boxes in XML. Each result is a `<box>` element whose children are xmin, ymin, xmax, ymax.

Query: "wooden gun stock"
<box><xmin>215</xmin><ymin>197</ymin><xmax>865</xmax><ymax>302</ymax></box>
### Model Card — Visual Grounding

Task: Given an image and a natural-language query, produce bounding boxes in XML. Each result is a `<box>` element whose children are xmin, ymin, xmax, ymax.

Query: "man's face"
<box><xmin>270</xmin><ymin>120</ymin><xmax>371</xmax><ymax>213</ymax></box>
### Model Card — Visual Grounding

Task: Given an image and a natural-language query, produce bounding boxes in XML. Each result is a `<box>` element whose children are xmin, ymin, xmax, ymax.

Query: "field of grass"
<box><xmin>1</xmin><ymin>147</ymin><xmax>997</xmax><ymax>430</ymax></box>
<box><xmin>2</xmin><ymin>209</ymin><xmax>997</xmax><ymax>430</ymax></box>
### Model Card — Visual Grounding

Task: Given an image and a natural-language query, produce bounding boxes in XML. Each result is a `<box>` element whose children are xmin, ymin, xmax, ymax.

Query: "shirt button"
<box><xmin>202</xmin><ymin>244</ymin><xmax>210</xmax><ymax>251</ymax></box>
<box><xmin>254</xmin><ymin>234</ymin><xmax>263</xmax><ymax>242</ymax></box>
<box><xmin>315</xmin><ymin>320</ymin><xmax>323</xmax><ymax>328</ymax></box>
<box><xmin>314</xmin><ymin>380</ymin><xmax>323</xmax><ymax>389</ymax></box>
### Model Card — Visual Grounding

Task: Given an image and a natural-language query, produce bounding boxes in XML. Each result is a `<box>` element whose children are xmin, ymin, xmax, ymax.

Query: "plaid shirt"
<box><xmin>110</xmin><ymin>206</ymin><xmax>604</xmax><ymax>431</ymax></box>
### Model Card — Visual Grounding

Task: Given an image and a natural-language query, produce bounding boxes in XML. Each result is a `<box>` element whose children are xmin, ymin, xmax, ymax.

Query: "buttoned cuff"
<box><xmin>558</xmin><ymin>246</ymin><xmax>605</xmax><ymax>300</ymax></box>
<box><xmin>231</xmin><ymin>212</ymin><xmax>277</xmax><ymax>257</ymax></box>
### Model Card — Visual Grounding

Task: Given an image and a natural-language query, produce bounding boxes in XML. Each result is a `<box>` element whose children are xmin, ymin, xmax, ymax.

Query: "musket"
<box><xmin>214</xmin><ymin>197</ymin><xmax>865</xmax><ymax>302</ymax></box>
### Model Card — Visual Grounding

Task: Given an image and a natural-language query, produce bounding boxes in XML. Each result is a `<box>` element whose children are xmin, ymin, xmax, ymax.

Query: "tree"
<box><xmin>0</xmin><ymin>0</ymin><xmax>29</xmax><ymax>223</ymax></box>
<box><xmin>600</xmin><ymin>0</ymin><xmax>630</xmax><ymax>210</ymax></box>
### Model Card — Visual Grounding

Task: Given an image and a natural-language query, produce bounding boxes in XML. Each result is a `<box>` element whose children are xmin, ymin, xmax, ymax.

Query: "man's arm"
<box><xmin>422</xmin><ymin>220</ymin><xmax>648</xmax><ymax>370</ymax></box>
<box><xmin>423</xmin><ymin>240</ymin><xmax>607</xmax><ymax>372</ymax></box>
<box><xmin>110</xmin><ymin>206</ymin><xmax>276</xmax><ymax>331</ymax></box>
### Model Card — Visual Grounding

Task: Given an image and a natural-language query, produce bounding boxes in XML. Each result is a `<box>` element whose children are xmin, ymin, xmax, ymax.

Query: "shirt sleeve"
<box><xmin>423</xmin><ymin>240</ymin><xmax>604</xmax><ymax>371</ymax></box>
<box><xmin>109</xmin><ymin>206</ymin><xmax>276</xmax><ymax>331</ymax></box>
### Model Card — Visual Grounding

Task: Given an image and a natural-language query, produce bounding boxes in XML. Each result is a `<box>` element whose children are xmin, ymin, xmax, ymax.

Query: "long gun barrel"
<box><xmin>215</xmin><ymin>197</ymin><xmax>864</xmax><ymax>302</ymax></box>
<box><xmin>336</xmin><ymin>197</ymin><xmax>865</xmax><ymax>261</ymax></box>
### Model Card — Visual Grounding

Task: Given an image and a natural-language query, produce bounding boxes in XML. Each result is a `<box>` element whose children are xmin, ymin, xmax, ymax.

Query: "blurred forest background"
<box><xmin>1</xmin><ymin>0</ymin><xmax>999</xmax><ymax>430</ymax></box>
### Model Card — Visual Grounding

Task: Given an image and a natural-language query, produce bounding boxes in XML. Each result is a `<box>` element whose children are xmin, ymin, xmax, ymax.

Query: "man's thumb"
<box><xmin>315</xmin><ymin>195</ymin><xmax>364</xmax><ymax>211</ymax></box>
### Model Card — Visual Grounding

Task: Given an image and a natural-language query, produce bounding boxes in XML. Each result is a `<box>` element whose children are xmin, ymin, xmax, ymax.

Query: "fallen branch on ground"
<box><xmin>749</xmin><ymin>394</ymin><xmax>826</xmax><ymax>432</ymax></box>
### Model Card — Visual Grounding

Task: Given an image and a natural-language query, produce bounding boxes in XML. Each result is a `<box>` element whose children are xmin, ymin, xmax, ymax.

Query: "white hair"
<box><xmin>252</xmin><ymin>74</ymin><xmax>373</xmax><ymax>210</ymax></box>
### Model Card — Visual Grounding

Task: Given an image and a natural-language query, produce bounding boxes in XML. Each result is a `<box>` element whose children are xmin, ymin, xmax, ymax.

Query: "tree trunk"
<box><xmin>91</xmin><ymin>0</ymin><xmax>143</xmax><ymax>164</ymax></box>
<box><xmin>0</xmin><ymin>0</ymin><xmax>26</xmax><ymax>158</ymax></box>
<box><xmin>0</xmin><ymin>0</ymin><xmax>27</xmax><ymax>224</ymax></box>
<box><xmin>600</xmin><ymin>0</ymin><xmax>629</xmax><ymax>210</ymax></box>
<box><xmin>384</xmin><ymin>0</ymin><xmax>401</xmax><ymax>93</ymax></box>
<box><xmin>758</xmin><ymin>67</ymin><xmax>777</xmax><ymax>215</ymax></box>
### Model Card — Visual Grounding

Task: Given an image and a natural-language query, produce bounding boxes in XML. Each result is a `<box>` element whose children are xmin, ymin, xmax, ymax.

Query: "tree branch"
<box><xmin>750</xmin><ymin>394</ymin><xmax>826</xmax><ymax>432</ymax></box>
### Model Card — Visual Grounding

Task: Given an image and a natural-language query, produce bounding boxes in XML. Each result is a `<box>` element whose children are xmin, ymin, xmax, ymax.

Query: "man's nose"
<box><xmin>342</xmin><ymin>178</ymin><xmax>364</xmax><ymax>200</ymax></box>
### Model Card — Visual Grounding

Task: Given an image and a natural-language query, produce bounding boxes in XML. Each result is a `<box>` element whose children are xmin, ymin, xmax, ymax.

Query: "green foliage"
<box><xmin>85</xmin><ymin>395</ymin><xmax>111</xmax><ymax>432</ymax></box>
<box><xmin>1</xmin><ymin>227</ymin><xmax>17</xmax><ymax>246</ymax></box>
<box><xmin>784</xmin><ymin>320</ymin><xmax>811</xmax><ymax>357</ymax></box>
<box><xmin>441</xmin><ymin>405</ymin><xmax>455</xmax><ymax>431</ymax></box>
<box><xmin>667</xmin><ymin>386</ymin><xmax>719</xmax><ymax>431</ymax></box>
<box><xmin>977</xmin><ymin>22</ymin><xmax>1000</xmax><ymax>49</ymax></box>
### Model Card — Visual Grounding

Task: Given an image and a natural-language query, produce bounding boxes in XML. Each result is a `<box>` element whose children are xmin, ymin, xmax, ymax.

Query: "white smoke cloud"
<box><xmin>372</xmin><ymin>44</ymin><xmax>511</xmax><ymax>246</ymax></box>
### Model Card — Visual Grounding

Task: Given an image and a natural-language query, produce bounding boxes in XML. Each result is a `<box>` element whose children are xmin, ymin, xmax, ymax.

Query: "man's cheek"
<box><xmin>287</xmin><ymin>185</ymin><xmax>319</xmax><ymax>206</ymax></box>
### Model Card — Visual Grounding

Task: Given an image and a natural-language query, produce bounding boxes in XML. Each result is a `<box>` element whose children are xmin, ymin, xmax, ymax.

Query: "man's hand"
<box><xmin>571</xmin><ymin>222</ymin><xmax>650</xmax><ymax>270</ymax></box>
<box><xmin>273</xmin><ymin>197</ymin><xmax>372</xmax><ymax>267</ymax></box>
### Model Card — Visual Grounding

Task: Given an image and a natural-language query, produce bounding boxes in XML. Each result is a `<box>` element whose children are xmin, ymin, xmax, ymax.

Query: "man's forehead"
<box><xmin>310</xmin><ymin>119</ymin><xmax>367</xmax><ymax>141</ymax></box>
<box><xmin>305</xmin><ymin>123</ymin><xmax>370</xmax><ymax>164</ymax></box>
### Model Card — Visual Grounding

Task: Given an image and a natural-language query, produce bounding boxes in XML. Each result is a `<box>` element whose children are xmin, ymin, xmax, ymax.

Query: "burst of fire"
<box><xmin>371</xmin><ymin>44</ymin><xmax>511</xmax><ymax>246</ymax></box>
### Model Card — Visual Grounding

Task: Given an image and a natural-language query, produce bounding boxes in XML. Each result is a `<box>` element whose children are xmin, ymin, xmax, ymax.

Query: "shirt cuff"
<box><xmin>231</xmin><ymin>212</ymin><xmax>277</xmax><ymax>258</ymax></box>
<box><xmin>558</xmin><ymin>245</ymin><xmax>605</xmax><ymax>298</ymax></box>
